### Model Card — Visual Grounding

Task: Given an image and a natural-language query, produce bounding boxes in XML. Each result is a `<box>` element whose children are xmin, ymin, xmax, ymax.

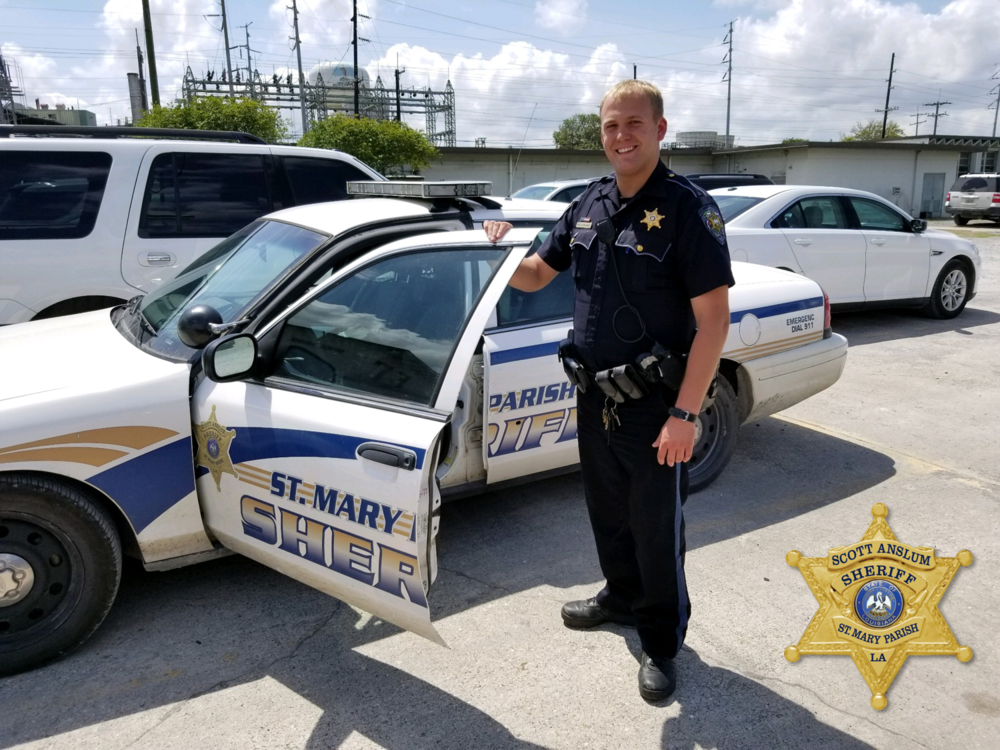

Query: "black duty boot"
<box><xmin>638</xmin><ymin>652</ymin><xmax>677</xmax><ymax>701</ymax></box>
<box><xmin>560</xmin><ymin>597</ymin><xmax>636</xmax><ymax>628</ymax></box>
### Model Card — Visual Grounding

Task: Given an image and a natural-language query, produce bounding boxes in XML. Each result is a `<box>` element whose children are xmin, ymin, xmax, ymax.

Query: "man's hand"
<box><xmin>484</xmin><ymin>220</ymin><xmax>513</xmax><ymax>243</ymax></box>
<box><xmin>652</xmin><ymin>416</ymin><xmax>696</xmax><ymax>467</ymax></box>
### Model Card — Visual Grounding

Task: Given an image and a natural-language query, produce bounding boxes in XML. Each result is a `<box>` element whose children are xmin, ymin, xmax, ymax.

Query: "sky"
<box><xmin>2</xmin><ymin>0</ymin><xmax>999</xmax><ymax>147</ymax></box>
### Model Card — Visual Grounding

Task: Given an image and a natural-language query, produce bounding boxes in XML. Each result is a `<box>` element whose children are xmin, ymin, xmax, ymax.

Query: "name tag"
<box><xmin>575</xmin><ymin>220</ymin><xmax>593</xmax><ymax>229</ymax></box>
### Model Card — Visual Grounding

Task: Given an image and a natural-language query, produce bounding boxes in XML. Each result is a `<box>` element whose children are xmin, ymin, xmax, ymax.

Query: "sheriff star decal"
<box><xmin>195</xmin><ymin>405</ymin><xmax>238</xmax><ymax>491</ymax></box>
<box><xmin>785</xmin><ymin>503</ymin><xmax>973</xmax><ymax>711</ymax></box>
<box><xmin>640</xmin><ymin>208</ymin><xmax>664</xmax><ymax>231</ymax></box>
<box><xmin>699</xmin><ymin>205</ymin><xmax>726</xmax><ymax>245</ymax></box>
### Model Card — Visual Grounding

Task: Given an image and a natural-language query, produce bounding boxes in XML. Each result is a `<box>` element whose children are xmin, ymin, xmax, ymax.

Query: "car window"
<box><xmin>140</xmin><ymin>152</ymin><xmax>271</xmax><ymax>238</ymax></box>
<box><xmin>270</xmin><ymin>247</ymin><xmax>507</xmax><ymax>406</ymax></box>
<box><xmin>775</xmin><ymin>197</ymin><xmax>848</xmax><ymax>229</ymax></box>
<box><xmin>0</xmin><ymin>151</ymin><xmax>112</xmax><ymax>240</ymax></box>
<box><xmin>495</xmin><ymin>230</ymin><xmax>574</xmax><ymax>327</ymax></box>
<box><xmin>951</xmin><ymin>176</ymin><xmax>995</xmax><ymax>192</ymax></box>
<box><xmin>714</xmin><ymin>195</ymin><xmax>764</xmax><ymax>222</ymax></box>
<box><xmin>282</xmin><ymin>156</ymin><xmax>372</xmax><ymax>205</ymax></box>
<box><xmin>551</xmin><ymin>185</ymin><xmax>586</xmax><ymax>203</ymax></box>
<box><xmin>848</xmin><ymin>198</ymin><xmax>906</xmax><ymax>232</ymax></box>
<box><xmin>511</xmin><ymin>185</ymin><xmax>557</xmax><ymax>200</ymax></box>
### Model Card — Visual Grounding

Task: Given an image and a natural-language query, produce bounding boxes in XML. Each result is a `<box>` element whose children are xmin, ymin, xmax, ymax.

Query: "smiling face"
<box><xmin>600</xmin><ymin>93</ymin><xmax>668</xmax><ymax>194</ymax></box>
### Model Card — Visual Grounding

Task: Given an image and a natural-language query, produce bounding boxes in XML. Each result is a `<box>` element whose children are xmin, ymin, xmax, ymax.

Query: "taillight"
<box><xmin>823</xmin><ymin>289</ymin><xmax>832</xmax><ymax>339</ymax></box>
<box><xmin>946</xmin><ymin>191</ymin><xmax>951</xmax><ymax>204</ymax></box>
<box><xmin>992</xmin><ymin>193</ymin><xmax>1000</xmax><ymax>204</ymax></box>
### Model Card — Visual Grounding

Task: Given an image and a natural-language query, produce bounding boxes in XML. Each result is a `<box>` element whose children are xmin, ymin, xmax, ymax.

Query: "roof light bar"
<box><xmin>347</xmin><ymin>181</ymin><xmax>493</xmax><ymax>199</ymax></box>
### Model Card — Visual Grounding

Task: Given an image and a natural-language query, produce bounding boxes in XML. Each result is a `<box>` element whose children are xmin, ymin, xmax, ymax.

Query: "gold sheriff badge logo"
<box><xmin>194</xmin><ymin>405</ymin><xmax>238</xmax><ymax>491</ymax></box>
<box><xmin>785</xmin><ymin>503</ymin><xmax>973</xmax><ymax>710</ymax></box>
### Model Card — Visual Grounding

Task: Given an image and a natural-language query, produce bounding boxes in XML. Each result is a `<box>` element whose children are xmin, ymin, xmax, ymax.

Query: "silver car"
<box><xmin>945</xmin><ymin>173</ymin><xmax>1000</xmax><ymax>225</ymax></box>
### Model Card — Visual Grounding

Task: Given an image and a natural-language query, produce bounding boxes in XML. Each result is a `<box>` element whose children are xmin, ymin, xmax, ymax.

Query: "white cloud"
<box><xmin>535</xmin><ymin>0</ymin><xmax>589</xmax><ymax>36</ymax></box>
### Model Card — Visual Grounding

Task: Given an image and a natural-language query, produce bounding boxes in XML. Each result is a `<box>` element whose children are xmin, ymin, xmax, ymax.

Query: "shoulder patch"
<box><xmin>698</xmin><ymin>205</ymin><xmax>726</xmax><ymax>246</ymax></box>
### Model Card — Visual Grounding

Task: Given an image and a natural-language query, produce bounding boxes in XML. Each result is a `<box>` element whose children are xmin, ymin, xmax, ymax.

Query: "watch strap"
<box><xmin>668</xmin><ymin>406</ymin><xmax>698</xmax><ymax>423</ymax></box>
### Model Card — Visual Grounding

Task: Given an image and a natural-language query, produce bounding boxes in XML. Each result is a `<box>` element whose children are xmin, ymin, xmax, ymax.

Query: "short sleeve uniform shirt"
<box><xmin>536</xmin><ymin>160</ymin><xmax>735</xmax><ymax>371</ymax></box>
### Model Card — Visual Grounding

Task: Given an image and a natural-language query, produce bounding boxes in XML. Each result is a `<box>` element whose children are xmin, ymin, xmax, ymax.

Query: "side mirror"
<box><xmin>910</xmin><ymin>218</ymin><xmax>927</xmax><ymax>233</ymax></box>
<box><xmin>177</xmin><ymin>305</ymin><xmax>223</xmax><ymax>349</ymax></box>
<box><xmin>202</xmin><ymin>334</ymin><xmax>258</xmax><ymax>382</ymax></box>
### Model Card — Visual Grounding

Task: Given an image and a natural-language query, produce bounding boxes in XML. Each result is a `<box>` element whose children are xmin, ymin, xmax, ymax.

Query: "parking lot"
<box><xmin>2</xmin><ymin>225</ymin><xmax>997</xmax><ymax>750</ymax></box>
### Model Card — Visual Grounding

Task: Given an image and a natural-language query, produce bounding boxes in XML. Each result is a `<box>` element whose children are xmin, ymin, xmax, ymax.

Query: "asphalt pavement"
<box><xmin>2</xmin><ymin>227</ymin><xmax>998</xmax><ymax>750</ymax></box>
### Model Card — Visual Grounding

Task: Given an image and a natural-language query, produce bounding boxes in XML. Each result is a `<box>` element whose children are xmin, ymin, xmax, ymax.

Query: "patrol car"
<box><xmin>0</xmin><ymin>182</ymin><xmax>847</xmax><ymax>674</ymax></box>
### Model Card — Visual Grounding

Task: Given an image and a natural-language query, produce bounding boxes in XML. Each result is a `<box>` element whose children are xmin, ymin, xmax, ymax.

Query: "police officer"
<box><xmin>484</xmin><ymin>80</ymin><xmax>734</xmax><ymax>701</ymax></box>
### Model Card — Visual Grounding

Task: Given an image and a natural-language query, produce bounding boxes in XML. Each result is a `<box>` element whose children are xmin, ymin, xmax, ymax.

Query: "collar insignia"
<box><xmin>640</xmin><ymin>208</ymin><xmax>664</xmax><ymax>231</ymax></box>
<box><xmin>785</xmin><ymin>504</ymin><xmax>973</xmax><ymax>710</ymax></box>
<box><xmin>195</xmin><ymin>405</ymin><xmax>238</xmax><ymax>491</ymax></box>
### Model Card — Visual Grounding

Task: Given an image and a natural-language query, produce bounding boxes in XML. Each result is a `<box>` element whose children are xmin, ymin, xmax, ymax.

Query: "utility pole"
<box><xmin>351</xmin><ymin>0</ymin><xmax>370</xmax><ymax>117</ymax></box>
<box><xmin>989</xmin><ymin>66</ymin><xmax>999</xmax><ymax>138</ymax></box>
<box><xmin>141</xmin><ymin>0</ymin><xmax>159</xmax><ymax>106</ymax></box>
<box><xmin>289</xmin><ymin>0</ymin><xmax>308</xmax><ymax>134</ymax></box>
<box><xmin>633</xmin><ymin>63</ymin><xmax>637</xmax><ymax>80</ymax></box>
<box><xmin>878</xmin><ymin>52</ymin><xmax>897</xmax><ymax>139</ymax></box>
<box><xmin>220</xmin><ymin>0</ymin><xmax>235</xmax><ymax>96</ymax></box>
<box><xmin>909</xmin><ymin>111</ymin><xmax>927</xmax><ymax>136</ymax></box>
<box><xmin>722</xmin><ymin>20</ymin><xmax>734</xmax><ymax>146</ymax></box>
<box><xmin>134</xmin><ymin>30</ymin><xmax>148</xmax><ymax>111</ymax></box>
<box><xmin>924</xmin><ymin>98</ymin><xmax>951</xmax><ymax>136</ymax></box>
<box><xmin>394</xmin><ymin>55</ymin><xmax>405</xmax><ymax>122</ymax></box>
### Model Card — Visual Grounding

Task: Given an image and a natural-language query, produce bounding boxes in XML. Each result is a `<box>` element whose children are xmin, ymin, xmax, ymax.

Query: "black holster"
<box><xmin>557</xmin><ymin>332</ymin><xmax>589</xmax><ymax>394</ymax></box>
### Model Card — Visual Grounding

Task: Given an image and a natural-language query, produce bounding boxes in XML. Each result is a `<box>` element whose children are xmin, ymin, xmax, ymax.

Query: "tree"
<box><xmin>782</xmin><ymin>137</ymin><xmax>807</xmax><ymax>143</ymax></box>
<box><xmin>136</xmin><ymin>96</ymin><xmax>288</xmax><ymax>143</ymax></box>
<box><xmin>298</xmin><ymin>115</ymin><xmax>438</xmax><ymax>175</ymax></box>
<box><xmin>841</xmin><ymin>118</ymin><xmax>906</xmax><ymax>141</ymax></box>
<box><xmin>553</xmin><ymin>113</ymin><xmax>602</xmax><ymax>150</ymax></box>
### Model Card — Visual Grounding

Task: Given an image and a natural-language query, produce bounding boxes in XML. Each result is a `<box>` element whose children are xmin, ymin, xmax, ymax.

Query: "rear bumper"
<box><xmin>736</xmin><ymin>333</ymin><xmax>848</xmax><ymax>424</ymax></box>
<box><xmin>945</xmin><ymin>205</ymin><xmax>1000</xmax><ymax>219</ymax></box>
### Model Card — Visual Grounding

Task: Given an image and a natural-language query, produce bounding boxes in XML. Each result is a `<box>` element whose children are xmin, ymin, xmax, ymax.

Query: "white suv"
<box><xmin>0</xmin><ymin>126</ymin><xmax>382</xmax><ymax>324</ymax></box>
<box><xmin>945</xmin><ymin>173</ymin><xmax>1000</xmax><ymax>225</ymax></box>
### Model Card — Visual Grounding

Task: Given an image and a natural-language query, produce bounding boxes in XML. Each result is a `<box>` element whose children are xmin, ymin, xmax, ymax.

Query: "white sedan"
<box><xmin>0</xmin><ymin>182</ymin><xmax>846</xmax><ymax>673</ymax></box>
<box><xmin>713</xmin><ymin>185</ymin><xmax>982</xmax><ymax>318</ymax></box>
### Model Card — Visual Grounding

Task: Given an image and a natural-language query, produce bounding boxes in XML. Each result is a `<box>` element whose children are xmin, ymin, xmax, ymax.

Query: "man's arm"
<box><xmin>652</xmin><ymin>285</ymin><xmax>730</xmax><ymax>466</ymax></box>
<box><xmin>484</xmin><ymin>220</ymin><xmax>560</xmax><ymax>291</ymax></box>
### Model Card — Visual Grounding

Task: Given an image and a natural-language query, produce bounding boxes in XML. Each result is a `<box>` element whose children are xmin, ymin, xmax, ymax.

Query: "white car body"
<box><xmin>0</xmin><ymin>190</ymin><xmax>847</xmax><ymax>668</ymax></box>
<box><xmin>0</xmin><ymin>133</ymin><xmax>382</xmax><ymax>324</ymax></box>
<box><xmin>714</xmin><ymin>185</ymin><xmax>982</xmax><ymax>314</ymax></box>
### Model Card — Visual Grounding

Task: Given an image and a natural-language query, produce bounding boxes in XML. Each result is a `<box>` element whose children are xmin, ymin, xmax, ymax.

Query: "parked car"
<box><xmin>0</xmin><ymin>182</ymin><xmax>847</xmax><ymax>673</ymax></box>
<box><xmin>944</xmin><ymin>173</ymin><xmax>1000</xmax><ymax>225</ymax></box>
<box><xmin>712</xmin><ymin>185</ymin><xmax>981</xmax><ymax>318</ymax></box>
<box><xmin>0</xmin><ymin>125</ymin><xmax>383</xmax><ymax>324</ymax></box>
<box><xmin>511</xmin><ymin>173</ymin><xmax>774</xmax><ymax>203</ymax></box>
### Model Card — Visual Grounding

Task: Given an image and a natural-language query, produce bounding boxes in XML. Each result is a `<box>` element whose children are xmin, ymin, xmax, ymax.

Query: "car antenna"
<box><xmin>509</xmin><ymin>103</ymin><xmax>537</xmax><ymax>198</ymax></box>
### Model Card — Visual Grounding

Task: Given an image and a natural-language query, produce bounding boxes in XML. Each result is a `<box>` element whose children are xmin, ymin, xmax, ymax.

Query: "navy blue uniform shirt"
<box><xmin>537</xmin><ymin>160</ymin><xmax>735</xmax><ymax>371</ymax></box>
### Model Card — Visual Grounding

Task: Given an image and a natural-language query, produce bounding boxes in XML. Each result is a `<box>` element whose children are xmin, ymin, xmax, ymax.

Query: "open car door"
<box><xmin>190</xmin><ymin>229</ymin><xmax>537</xmax><ymax>644</ymax></box>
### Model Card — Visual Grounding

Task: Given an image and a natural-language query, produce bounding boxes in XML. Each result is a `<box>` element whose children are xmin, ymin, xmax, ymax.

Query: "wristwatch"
<box><xmin>668</xmin><ymin>406</ymin><xmax>698</xmax><ymax>423</ymax></box>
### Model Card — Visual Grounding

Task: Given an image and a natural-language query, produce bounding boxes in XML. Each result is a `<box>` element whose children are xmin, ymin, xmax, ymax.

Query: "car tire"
<box><xmin>952</xmin><ymin>215</ymin><xmax>968</xmax><ymax>226</ymax></box>
<box><xmin>923</xmin><ymin>260</ymin><xmax>971</xmax><ymax>320</ymax></box>
<box><xmin>688</xmin><ymin>375</ymin><xmax>739</xmax><ymax>494</ymax></box>
<box><xmin>0</xmin><ymin>474</ymin><xmax>121</xmax><ymax>676</ymax></box>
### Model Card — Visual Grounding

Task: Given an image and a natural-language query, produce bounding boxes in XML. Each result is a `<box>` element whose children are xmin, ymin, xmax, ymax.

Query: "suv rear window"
<box><xmin>282</xmin><ymin>156</ymin><xmax>372</xmax><ymax>204</ymax></box>
<box><xmin>140</xmin><ymin>152</ymin><xmax>271</xmax><ymax>238</ymax></box>
<box><xmin>0</xmin><ymin>151</ymin><xmax>112</xmax><ymax>240</ymax></box>
<box><xmin>951</xmin><ymin>176</ymin><xmax>999</xmax><ymax>192</ymax></box>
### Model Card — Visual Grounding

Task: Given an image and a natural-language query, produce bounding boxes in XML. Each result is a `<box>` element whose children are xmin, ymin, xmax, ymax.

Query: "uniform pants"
<box><xmin>576</xmin><ymin>385</ymin><xmax>690</xmax><ymax>659</ymax></box>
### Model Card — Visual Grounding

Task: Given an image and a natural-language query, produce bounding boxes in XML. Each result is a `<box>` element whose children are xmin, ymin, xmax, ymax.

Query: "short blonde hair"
<box><xmin>600</xmin><ymin>80</ymin><xmax>664</xmax><ymax>122</ymax></box>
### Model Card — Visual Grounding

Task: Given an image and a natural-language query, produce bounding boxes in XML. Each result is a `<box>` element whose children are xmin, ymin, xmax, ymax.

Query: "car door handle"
<box><xmin>145</xmin><ymin>252</ymin><xmax>174</xmax><ymax>265</ymax></box>
<box><xmin>869</xmin><ymin>238</ymin><xmax>887</xmax><ymax>246</ymax></box>
<box><xmin>357</xmin><ymin>442</ymin><xmax>417</xmax><ymax>470</ymax></box>
<box><xmin>793</xmin><ymin>238</ymin><xmax>813</xmax><ymax>246</ymax></box>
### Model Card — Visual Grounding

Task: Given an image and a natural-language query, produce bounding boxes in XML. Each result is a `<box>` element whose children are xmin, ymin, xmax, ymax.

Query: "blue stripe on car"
<box><xmin>489</xmin><ymin>341</ymin><xmax>559</xmax><ymax>365</ymax></box>
<box><xmin>729</xmin><ymin>297</ymin><xmax>823</xmax><ymax>325</ymax></box>
<box><xmin>88</xmin><ymin>437</ymin><xmax>195</xmax><ymax>534</ymax></box>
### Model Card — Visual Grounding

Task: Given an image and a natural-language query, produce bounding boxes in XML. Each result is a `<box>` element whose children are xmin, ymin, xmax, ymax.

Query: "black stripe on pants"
<box><xmin>576</xmin><ymin>386</ymin><xmax>691</xmax><ymax>659</ymax></box>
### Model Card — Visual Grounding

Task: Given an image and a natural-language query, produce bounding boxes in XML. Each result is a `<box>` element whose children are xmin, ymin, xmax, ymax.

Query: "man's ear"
<box><xmin>658</xmin><ymin>117</ymin><xmax>668</xmax><ymax>142</ymax></box>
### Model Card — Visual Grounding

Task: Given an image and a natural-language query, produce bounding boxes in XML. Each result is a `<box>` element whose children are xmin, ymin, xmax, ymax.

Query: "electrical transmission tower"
<box><xmin>924</xmin><ymin>99</ymin><xmax>951</xmax><ymax>135</ymax></box>
<box><xmin>722</xmin><ymin>20</ymin><xmax>734</xmax><ymax>146</ymax></box>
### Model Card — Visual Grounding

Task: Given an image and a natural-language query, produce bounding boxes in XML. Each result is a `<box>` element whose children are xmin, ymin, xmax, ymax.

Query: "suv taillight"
<box><xmin>946</xmin><ymin>191</ymin><xmax>951</xmax><ymax>205</ymax></box>
<box><xmin>992</xmin><ymin>193</ymin><xmax>1000</xmax><ymax>204</ymax></box>
<box><xmin>823</xmin><ymin>289</ymin><xmax>831</xmax><ymax>339</ymax></box>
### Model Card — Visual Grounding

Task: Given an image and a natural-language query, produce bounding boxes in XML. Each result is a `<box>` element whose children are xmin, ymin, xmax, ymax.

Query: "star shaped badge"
<box><xmin>785</xmin><ymin>503</ymin><xmax>973</xmax><ymax>710</ymax></box>
<box><xmin>640</xmin><ymin>208</ymin><xmax>664</xmax><ymax>231</ymax></box>
<box><xmin>195</xmin><ymin>405</ymin><xmax>238</xmax><ymax>491</ymax></box>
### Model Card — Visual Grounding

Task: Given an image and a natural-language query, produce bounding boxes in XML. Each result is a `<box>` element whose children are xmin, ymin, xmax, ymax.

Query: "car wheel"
<box><xmin>0</xmin><ymin>474</ymin><xmax>121</xmax><ymax>676</ymax></box>
<box><xmin>952</xmin><ymin>215</ymin><xmax>968</xmax><ymax>226</ymax></box>
<box><xmin>923</xmin><ymin>260</ymin><xmax>970</xmax><ymax>320</ymax></box>
<box><xmin>688</xmin><ymin>375</ymin><xmax>739</xmax><ymax>494</ymax></box>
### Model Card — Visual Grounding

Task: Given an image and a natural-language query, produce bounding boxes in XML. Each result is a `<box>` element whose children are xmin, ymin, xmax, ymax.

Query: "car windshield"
<box><xmin>713</xmin><ymin>195</ymin><xmax>764</xmax><ymax>222</ymax></box>
<box><xmin>511</xmin><ymin>185</ymin><xmax>557</xmax><ymax>200</ymax></box>
<box><xmin>131</xmin><ymin>220</ymin><xmax>326</xmax><ymax>356</ymax></box>
<box><xmin>951</xmin><ymin>176</ymin><xmax>998</xmax><ymax>192</ymax></box>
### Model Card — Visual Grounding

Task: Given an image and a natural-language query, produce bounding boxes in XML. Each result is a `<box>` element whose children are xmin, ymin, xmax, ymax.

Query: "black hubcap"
<box><xmin>0</xmin><ymin>519</ymin><xmax>73</xmax><ymax>638</ymax></box>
